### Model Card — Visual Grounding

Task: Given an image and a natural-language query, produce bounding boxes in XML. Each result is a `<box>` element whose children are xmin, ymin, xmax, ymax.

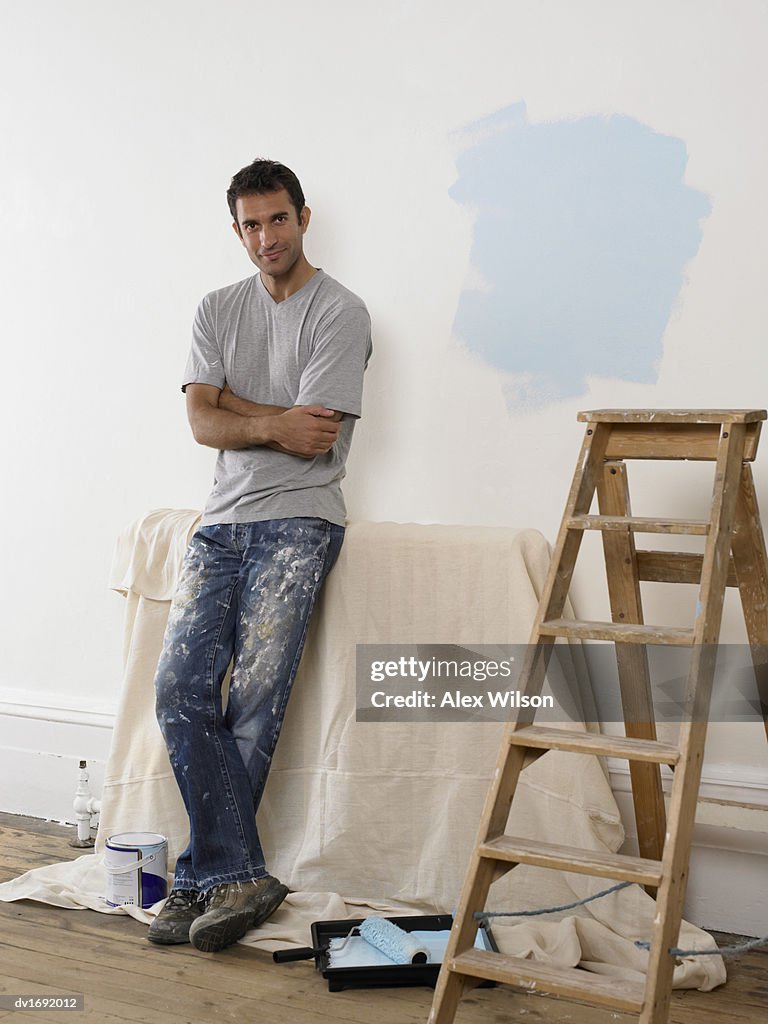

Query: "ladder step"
<box><xmin>578</xmin><ymin>408</ymin><xmax>766</xmax><ymax>424</ymax></box>
<box><xmin>509</xmin><ymin>724</ymin><xmax>680</xmax><ymax>765</ymax></box>
<box><xmin>567</xmin><ymin>514</ymin><xmax>710</xmax><ymax>535</ymax></box>
<box><xmin>450</xmin><ymin>949</ymin><xmax>646</xmax><ymax>1012</ymax></box>
<box><xmin>539</xmin><ymin>618</ymin><xmax>695</xmax><ymax>645</ymax></box>
<box><xmin>479</xmin><ymin>835</ymin><xmax>663</xmax><ymax>886</ymax></box>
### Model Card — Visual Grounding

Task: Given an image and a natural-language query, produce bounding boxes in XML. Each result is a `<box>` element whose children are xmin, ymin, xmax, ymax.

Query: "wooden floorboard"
<box><xmin>0</xmin><ymin>813</ymin><xmax>765</xmax><ymax>1023</ymax></box>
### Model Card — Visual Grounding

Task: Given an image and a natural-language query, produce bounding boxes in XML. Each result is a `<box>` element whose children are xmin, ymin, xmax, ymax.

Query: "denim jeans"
<box><xmin>154</xmin><ymin>517</ymin><xmax>344</xmax><ymax>891</ymax></box>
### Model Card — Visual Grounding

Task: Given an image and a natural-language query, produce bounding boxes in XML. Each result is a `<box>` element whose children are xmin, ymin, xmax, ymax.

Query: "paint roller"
<box><xmin>273</xmin><ymin>916</ymin><xmax>430</xmax><ymax>965</ymax></box>
<box><xmin>359</xmin><ymin>917</ymin><xmax>429</xmax><ymax>964</ymax></box>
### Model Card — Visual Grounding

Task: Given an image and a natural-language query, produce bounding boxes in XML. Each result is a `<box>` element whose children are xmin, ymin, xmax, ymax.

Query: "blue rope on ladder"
<box><xmin>473</xmin><ymin>880</ymin><xmax>632</xmax><ymax>920</ymax></box>
<box><xmin>635</xmin><ymin>935</ymin><xmax>768</xmax><ymax>958</ymax></box>
<box><xmin>475</xmin><ymin>881</ymin><xmax>768</xmax><ymax>958</ymax></box>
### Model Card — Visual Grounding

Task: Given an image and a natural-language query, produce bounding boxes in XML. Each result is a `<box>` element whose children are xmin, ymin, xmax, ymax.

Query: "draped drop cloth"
<box><xmin>0</xmin><ymin>511</ymin><xmax>724</xmax><ymax>991</ymax></box>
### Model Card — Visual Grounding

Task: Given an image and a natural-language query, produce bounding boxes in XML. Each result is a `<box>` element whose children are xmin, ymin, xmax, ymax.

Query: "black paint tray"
<box><xmin>307</xmin><ymin>913</ymin><xmax>497</xmax><ymax>991</ymax></box>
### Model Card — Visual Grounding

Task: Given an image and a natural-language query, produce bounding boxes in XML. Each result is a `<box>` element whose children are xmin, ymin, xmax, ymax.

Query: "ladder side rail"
<box><xmin>428</xmin><ymin>749</ymin><xmax>529</xmax><ymax>1023</ymax></box>
<box><xmin>510</xmin><ymin>420</ymin><xmax>613</xmax><ymax>730</ymax></box>
<box><xmin>597</xmin><ymin>460</ymin><xmax>666</xmax><ymax>867</ymax></box>
<box><xmin>640</xmin><ymin>422</ymin><xmax>747</xmax><ymax>1024</ymax></box>
<box><xmin>431</xmin><ymin>658</ymin><xmax>557</xmax><ymax>1024</ymax></box>
<box><xmin>525</xmin><ymin>420</ymin><xmax>613</xmax><ymax>625</ymax></box>
<box><xmin>731</xmin><ymin>463</ymin><xmax>768</xmax><ymax>742</ymax></box>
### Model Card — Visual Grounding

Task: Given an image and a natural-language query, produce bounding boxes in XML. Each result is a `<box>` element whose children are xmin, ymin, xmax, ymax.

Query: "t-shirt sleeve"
<box><xmin>295</xmin><ymin>305</ymin><xmax>372</xmax><ymax>417</ymax></box>
<box><xmin>181</xmin><ymin>295</ymin><xmax>226</xmax><ymax>393</ymax></box>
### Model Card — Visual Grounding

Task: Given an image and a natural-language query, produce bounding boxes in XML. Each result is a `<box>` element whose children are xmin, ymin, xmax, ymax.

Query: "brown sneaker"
<box><xmin>147</xmin><ymin>888</ymin><xmax>206</xmax><ymax>945</ymax></box>
<box><xmin>189</xmin><ymin>876</ymin><xmax>289</xmax><ymax>953</ymax></box>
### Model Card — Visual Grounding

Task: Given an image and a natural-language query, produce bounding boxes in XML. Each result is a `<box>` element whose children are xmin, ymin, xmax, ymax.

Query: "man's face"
<box><xmin>233</xmin><ymin>189</ymin><xmax>310</xmax><ymax>279</ymax></box>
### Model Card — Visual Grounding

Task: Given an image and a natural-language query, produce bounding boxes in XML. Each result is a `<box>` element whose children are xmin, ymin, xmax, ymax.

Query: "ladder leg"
<box><xmin>732</xmin><ymin>463</ymin><xmax>768</xmax><ymax>741</ymax></box>
<box><xmin>641</xmin><ymin>715</ymin><xmax>712</xmax><ymax>1024</ymax></box>
<box><xmin>430</xmin><ymin>744</ymin><xmax>528</xmax><ymax>1023</ymax></box>
<box><xmin>640</xmin><ymin>423</ymin><xmax>746</xmax><ymax>1024</ymax></box>
<box><xmin>429</xmin><ymin>955</ymin><xmax>469</xmax><ymax>1024</ymax></box>
<box><xmin>597</xmin><ymin>461</ymin><xmax>666</xmax><ymax>869</ymax></box>
<box><xmin>519</xmin><ymin>419</ymin><xmax>613</xmax><ymax>635</ymax></box>
<box><xmin>545</xmin><ymin>421</ymin><xmax>614</xmax><ymax>606</ymax></box>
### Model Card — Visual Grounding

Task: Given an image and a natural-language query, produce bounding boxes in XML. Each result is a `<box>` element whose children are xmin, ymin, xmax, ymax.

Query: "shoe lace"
<box><xmin>165</xmin><ymin>888</ymin><xmax>201</xmax><ymax>910</ymax></box>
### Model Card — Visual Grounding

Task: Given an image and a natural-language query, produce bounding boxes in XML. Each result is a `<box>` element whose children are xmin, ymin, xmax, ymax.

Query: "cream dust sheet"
<box><xmin>0</xmin><ymin>510</ymin><xmax>724</xmax><ymax>991</ymax></box>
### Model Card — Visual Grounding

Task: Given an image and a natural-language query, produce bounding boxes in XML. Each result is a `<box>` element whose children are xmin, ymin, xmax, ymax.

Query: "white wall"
<box><xmin>1</xmin><ymin>0</ymin><xmax>767</xmax><ymax>927</ymax></box>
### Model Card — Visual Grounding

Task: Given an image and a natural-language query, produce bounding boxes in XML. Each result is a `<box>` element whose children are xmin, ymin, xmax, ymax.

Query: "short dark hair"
<box><xmin>227</xmin><ymin>158</ymin><xmax>306</xmax><ymax>223</ymax></box>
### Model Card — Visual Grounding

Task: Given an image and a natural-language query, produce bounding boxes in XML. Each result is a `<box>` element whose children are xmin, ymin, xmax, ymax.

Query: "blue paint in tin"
<box><xmin>105</xmin><ymin>831</ymin><xmax>168</xmax><ymax>909</ymax></box>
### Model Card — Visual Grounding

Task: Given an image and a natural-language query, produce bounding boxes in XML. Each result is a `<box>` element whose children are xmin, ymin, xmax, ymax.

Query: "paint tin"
<box><xmin>105</xmin><ymin>832</ymin><xmax>168</xmax><ymax>909</ymax></box>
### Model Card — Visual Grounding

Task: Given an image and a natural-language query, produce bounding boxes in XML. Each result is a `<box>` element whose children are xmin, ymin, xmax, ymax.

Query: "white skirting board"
<box><xmin>0</xmin><ymin>691</ymin><xmax>114</xmax><ymax>825</ymax></box>
<box><xmin>0</xmin><ymin>693</ymin><xmax>766</xmax><ymax>937</ymax></box>
<box><xmin>609</xmin><ymin>762</ymin><xmax>768</xmax><ymax>938</ymax></box>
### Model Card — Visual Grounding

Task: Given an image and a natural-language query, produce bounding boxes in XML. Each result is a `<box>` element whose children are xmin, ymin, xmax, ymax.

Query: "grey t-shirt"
<box><xmin>183</xmin><ymin>269</ymin><xmax>372</xmax><ymax>527</ymax></box>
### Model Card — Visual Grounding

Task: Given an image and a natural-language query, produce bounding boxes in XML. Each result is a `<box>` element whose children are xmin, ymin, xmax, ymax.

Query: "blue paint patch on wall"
<box><xmin>450</xmin><ymin>103</ymin><xmax>711</xmax><ymax>403</ymax></box>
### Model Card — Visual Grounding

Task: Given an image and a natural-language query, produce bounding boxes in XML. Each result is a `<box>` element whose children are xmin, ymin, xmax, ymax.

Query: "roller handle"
<box><xmin>272</xmin><ymin>946</ymin><xmax>322</xmax><ymax>964</ymax></box>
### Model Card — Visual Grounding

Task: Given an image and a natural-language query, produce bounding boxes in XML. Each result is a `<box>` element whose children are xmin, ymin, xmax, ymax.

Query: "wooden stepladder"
<box><xmin>429</xmin><ymin>410</ymin><xmax>768</xmax><ymax>1024</ymax></box>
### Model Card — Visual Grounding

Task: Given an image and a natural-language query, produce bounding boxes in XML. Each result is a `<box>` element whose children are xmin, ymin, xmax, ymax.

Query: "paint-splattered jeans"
<box><xmin>154</xmin><ymin>517</ymin><xmax>344</xmax><ymax>891</ymax></box>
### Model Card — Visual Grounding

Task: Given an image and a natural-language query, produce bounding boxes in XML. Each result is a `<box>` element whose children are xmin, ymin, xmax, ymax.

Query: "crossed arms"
<box><xmin>185</xmin><ymin>383</ymin><xmax>342</xmax><ymax>458</ymax></box>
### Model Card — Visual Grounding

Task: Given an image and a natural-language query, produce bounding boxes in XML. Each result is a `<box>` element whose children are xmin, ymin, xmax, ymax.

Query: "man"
<box><xmin>148</xmin><ymin>158</ymin><xmax>372</xmax><ymax>953</ymax></box>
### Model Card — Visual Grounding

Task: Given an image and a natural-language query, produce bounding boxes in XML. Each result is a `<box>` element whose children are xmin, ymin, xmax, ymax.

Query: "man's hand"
<box><xmin>270</xmin><ymin>406</ymin><xmax>342</xmax><ymax>457</ymax></box>
<box><xmin>220</xmin><ymin>383</ymin><xmax>342</xmax><ymax>456</ymax></box>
